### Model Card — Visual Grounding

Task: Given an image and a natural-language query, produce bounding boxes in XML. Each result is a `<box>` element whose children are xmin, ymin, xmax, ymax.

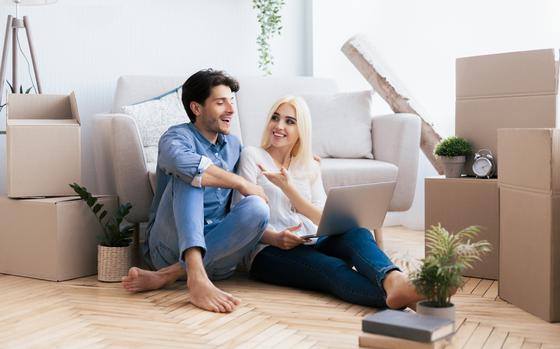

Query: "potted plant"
<box><xmin>70</xmin><ymin>183</ymin><xmax>134</xmax><ymax>282</ymax></box>
<box><xmin>433</xmin><ymin>136</ymin><xmax>472</xmax><ymax>178</ymax></box>
<box><xmin>409</xmin><ymin>224</ymin><xmax>491</xmax><ymax>322</ymax></box>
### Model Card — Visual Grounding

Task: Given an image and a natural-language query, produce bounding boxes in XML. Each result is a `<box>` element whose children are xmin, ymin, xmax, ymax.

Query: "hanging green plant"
<box><xmin>253</xmin><ymin>0</ymin><xmax>285</xmax><ymax>75</ymax></box>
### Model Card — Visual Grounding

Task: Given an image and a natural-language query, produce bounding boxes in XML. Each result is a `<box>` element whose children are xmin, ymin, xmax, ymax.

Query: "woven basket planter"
<box><xmin>97</xmin><ymin>245</ymin><xmax>131</xmax><ymax>282</ymax></box>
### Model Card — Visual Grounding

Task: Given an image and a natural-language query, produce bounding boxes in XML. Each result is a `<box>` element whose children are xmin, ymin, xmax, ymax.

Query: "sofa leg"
<box><xmin>373</xmin><ymin>228</ymin><xmax>384</xmax><ymax>250</ymax></box>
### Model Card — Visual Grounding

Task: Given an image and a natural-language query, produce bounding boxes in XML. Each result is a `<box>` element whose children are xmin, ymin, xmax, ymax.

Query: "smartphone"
<box><xmin>297</xmin><ymin>232</ymin><xmax>317</xmax><ymax>239</ymax></box>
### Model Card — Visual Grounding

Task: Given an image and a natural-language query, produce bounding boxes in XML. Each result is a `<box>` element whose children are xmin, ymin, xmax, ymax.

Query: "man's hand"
<box><xmin>238</xmin><ymin>180</ymin><xmax>268</xmax><ymax>203</ymax></box>
<box><xmin>272</xmin><ymin>224</ymin><xmax>308</xmax><ymax>250</ymax></box>
<box><xmin>258</xmin><ymin>164</ymin><xmax>290</xmax><ymax>191</ymax></box>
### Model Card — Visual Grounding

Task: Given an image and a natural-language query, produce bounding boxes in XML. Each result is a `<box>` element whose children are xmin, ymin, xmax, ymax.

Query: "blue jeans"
<box><xmin>250</xmin><ymin>227</ymin><xmax>399</xmax><ymax>307</ymax></box>
<box><xmin>146</xmin><ymin>177</ymin><xmax>269</xmax><ymax>280</ymax></box>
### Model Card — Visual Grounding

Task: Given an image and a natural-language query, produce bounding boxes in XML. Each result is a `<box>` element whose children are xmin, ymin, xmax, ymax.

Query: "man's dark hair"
<box><xmin>181</xmin><ymin>69</ymin><xmax>239</xmax><ymax>123</ymax></box>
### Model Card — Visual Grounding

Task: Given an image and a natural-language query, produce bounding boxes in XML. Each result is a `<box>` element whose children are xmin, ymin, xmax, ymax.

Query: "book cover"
<box><xmin>362</xmin><ymin>310</ymin><xmax>454</xmax><ymax>343</ymax></box>
<box><xmin>359</xmin><ymin>332</ymin><xmax>450</xmax><ymax>349</ymax></box>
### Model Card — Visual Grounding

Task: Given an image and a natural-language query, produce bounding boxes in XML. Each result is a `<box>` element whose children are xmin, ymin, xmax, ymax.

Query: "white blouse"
<box><xmin>233</xmin><ymin>146</ymin><xmax>327</xmax><ymax>270</ymax></box>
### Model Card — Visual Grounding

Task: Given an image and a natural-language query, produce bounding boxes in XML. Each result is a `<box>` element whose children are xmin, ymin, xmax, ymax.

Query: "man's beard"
<box><xmin>203</xmin><ymin>116</ymin><xmax>230</xmax><ymax>135</ymax></box>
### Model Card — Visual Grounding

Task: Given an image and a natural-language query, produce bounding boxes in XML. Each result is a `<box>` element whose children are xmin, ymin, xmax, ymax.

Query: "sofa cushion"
<box><xmin>235</xmin><ymin>76</ymin><xmax>338</xmax><ymax>147</ymax></box>
<box><xmin>303</xmin><ymin>91</ymin><xmax>374</xmax><ymax>159</ymax></box>
<box><xmin>122</xmin><ymin>89</ymin><xmax>188</xmax><ymax>163</ymax></box>
<box><xmin>121</xmin><ymin>87</ymin><xmax>187</xmax><ymax>165</ymax></box>
<box><xmin>114</xmin><ymin>75</ymin><xmax>243</xmax><ymax>143</ymax></box>
<box><xmin>320</xmin><ymin>158</ymin><xmax>398</xmax><ymax>192</ymax></box>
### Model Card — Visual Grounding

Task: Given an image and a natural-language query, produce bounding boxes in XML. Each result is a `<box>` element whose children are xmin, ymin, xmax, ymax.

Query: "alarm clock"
<box><xmin>472</xmin><ymin>149</ymin><xmax>496</xmax><ymax>178</ymax></box>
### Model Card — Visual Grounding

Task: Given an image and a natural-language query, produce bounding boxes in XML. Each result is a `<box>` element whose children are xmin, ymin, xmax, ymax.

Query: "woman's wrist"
<box><xmin>261</xmin><ymin>229</ymin><xmax>279</xmax><ymax>246</ymax></box>
<box><xmin>281</xmin><ymin>182</ymin><xmax>296</xmax><ymax>196</ymax></box>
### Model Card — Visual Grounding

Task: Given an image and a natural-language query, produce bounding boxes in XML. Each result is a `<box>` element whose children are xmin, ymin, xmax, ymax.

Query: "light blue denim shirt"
<box><xmin>144</xmin><ymin>122</ymin><xmax>242</xmax><ymax>260</ymax></box>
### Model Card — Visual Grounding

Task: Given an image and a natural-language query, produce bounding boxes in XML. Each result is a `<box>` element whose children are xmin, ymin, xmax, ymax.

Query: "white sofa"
<box><xmin>93</xmin><ymin>75</ymin><xmax>421</xmax><ymax>245</ymax></box>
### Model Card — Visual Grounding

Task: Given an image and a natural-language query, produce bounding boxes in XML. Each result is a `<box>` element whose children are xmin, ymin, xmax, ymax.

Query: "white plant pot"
<box><xmin>416</xmin><ymin>301</ymin><xmax>456</xmax><ymax>326</ymax></box>
<box><xmin>97</xmin><ymin>245</ymin><xmax>131</xmax><ymax>282</ymax></box>
<box><xmin>441</xmin><ymin>156</ymin><xmax>465</xmax><ymax>178</ymax></box>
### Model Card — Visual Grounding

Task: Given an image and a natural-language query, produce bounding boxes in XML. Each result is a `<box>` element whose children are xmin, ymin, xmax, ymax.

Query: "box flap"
<box><xmin>6</xmin><ymin>93</ymin><xmax>79</xmax><ymax>121</ymax></box>
<box><xmin>17</xmin><ymin>196</ymin><xmax>81</xmax><ymax>203</ymax></box>
<box><xmin>457</xmin><ymin>49</ymin><xmax>558</xmax><ymax>98</ymax></box>
<box><xmin>14</xmin><ymin>195</ymin><xmax>113</xmax><ymax>204</ymax></box>
<box><xmin>8</xmin><ymin>119</ymin><xmax>78</xmax><ymax>126</ymax></box>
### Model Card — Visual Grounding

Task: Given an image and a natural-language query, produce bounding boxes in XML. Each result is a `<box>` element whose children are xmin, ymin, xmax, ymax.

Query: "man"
<box><xmin>122</xmin><ymin>69</ymin><xmax>270</xmax><ymax>313</ymax></box>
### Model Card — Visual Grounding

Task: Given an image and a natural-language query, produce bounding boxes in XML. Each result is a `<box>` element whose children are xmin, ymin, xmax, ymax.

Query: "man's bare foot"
<box><xmin>122</xmin><ymin>267</ymin><xmax>171</xmax><ymax>292</ymax></box>
<box><xmin>187</xmin><ymin>277</ymin><xmax>240</xmax><ymax>313</ymax></box>
<box><xmin>384</xmin><ymin>271</ymin><xmax>425</xmax><ymax>310</ymax></box>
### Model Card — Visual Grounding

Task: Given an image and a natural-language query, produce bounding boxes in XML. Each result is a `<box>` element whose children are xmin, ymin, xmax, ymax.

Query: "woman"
<box><xmin>233</xmin><ymin>96</ymin><xmax>424</xmax><ymax>309</ymax></box>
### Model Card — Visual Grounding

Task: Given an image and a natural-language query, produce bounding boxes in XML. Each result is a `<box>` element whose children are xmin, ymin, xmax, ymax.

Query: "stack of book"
<box><xmin>360</xmin><ymin>310</ymin><xmax>455</xmax><ymax>349</ymax></box>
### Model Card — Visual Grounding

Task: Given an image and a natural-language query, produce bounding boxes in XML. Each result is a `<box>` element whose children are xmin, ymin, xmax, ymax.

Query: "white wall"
<box><xmin>0</xmin><ymin>0</ymin><xmax>310</xmax><ymax>194</ymax></box>
<box><xmin>312</xmin><ymin>0</ymin><xmax>560</xmax><ymax>230</ymax></box>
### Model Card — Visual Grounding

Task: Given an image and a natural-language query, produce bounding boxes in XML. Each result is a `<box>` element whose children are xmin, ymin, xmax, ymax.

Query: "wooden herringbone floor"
<box><xmin>1</xmin><ymin>226</ymin><xmax>559</xmax><ymax>349</ymax></box>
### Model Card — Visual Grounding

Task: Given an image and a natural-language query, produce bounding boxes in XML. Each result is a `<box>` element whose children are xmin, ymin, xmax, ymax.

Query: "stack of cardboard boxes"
<box><xmin>497</xmin><ymin>128</ymin><xmax>560</xmax><ymax>322</ymax></box>
<box><xmin>425</xmin><ymin>49</ymin><xmax>560</xmax><ymax>322</ymax></box>
<box><xmin>0</xmin><ymin>93</ymin><xmax>117</xmax><ymax>281</ymax></box>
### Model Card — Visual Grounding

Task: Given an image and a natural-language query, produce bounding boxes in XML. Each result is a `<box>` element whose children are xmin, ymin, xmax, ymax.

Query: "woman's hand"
<box><xmin>271</xmin><ymin>224</ymin><xmax>308</xmax><ymax>250</ymax></box>
<box><xmin>258</xmin><ymin>164</ymin><xmax>290</xmax><ymax>191</ymax></box>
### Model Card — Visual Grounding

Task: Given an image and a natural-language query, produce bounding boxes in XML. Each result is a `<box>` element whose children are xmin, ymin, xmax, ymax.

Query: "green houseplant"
<box><xmin>433</xmin><ymin>136</ymin><xmax>472</xmax><ymax>178</ymax></box>
<box><xmin>70</xmin><ymin>183</ymin><xmax>134</xmax><ymax>282</ymax></box>
<box><xmin>410</xmin><ymin>224</ymin><xmax>491</xmax><ymax>321</ymax></box>
<box><xmin>253</xmin><ymin>0</ymin><xmax>285</xmax><ymax>75</ymax></box>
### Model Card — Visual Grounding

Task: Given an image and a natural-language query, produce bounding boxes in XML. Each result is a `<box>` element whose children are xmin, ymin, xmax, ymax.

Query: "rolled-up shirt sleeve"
<box><xmin>191</xmin><ymin>155</ymin><xmax>213</xmax><ymax>188</ymax></box>
<box><xmin>158</xmin><ymin>128</ymin><xmax>211</xmax><ymax>186</ymax></box>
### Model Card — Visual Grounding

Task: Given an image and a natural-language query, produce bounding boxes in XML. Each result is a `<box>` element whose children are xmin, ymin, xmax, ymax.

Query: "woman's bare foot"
<box><xmin>384</xmin><ymin>271</ymin><xmax>425</xmax><ymax>310</ymax></box>
<box><xmin>122</xmin><ymin>266</ymin><xmax>175</xmax><ymax>292</ymax></box>
<box><xmin>187</xmin><ymin>277</ymin><xmax>240</xmax><ymax>313</ymax></box>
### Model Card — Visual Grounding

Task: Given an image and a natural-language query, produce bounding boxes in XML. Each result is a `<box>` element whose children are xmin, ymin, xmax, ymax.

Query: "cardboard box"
<box><xmin>498</xmin><ymin>128</ymin><xmax>560</xmax><ymax>193</ymax></box>
<box><xmin>497</xmin><ymin>128</ymin><xmax>560</xmax><ymax>322</ymax></box>
<box><xmin>0</xmin><ymin>195</ymin><xmax>118</xmax><ymax>281</ymax></box>
<box><xmin>6</xmin><ymin>93</ymin><xmax>81</xmax><ymax>198</ymax></box>
<box><xmin>456</xmin><ymin>49</ymin><xmax>559</xmax><ymax>176</ymax></box>
<box><xmin>425</xmin><ymin>176</ymin><xmax>499</xmax><ymax>280</ymax></box>
<box><xmin>499</xmin><ymin>186</ymin><xmax>560</xmax><ymax>322</ymax></box>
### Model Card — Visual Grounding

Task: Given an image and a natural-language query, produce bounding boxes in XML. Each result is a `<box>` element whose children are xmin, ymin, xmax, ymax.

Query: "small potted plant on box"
<box><xmin>433</xmin><ymin>136</ymin><xmax>472</xmax><ymax>178</ymax></box>
<box><xmin>70</xmin><ymin>183</ymin><xmax>134</xmax><ymax>282</ymax></box>
<box><xmin>410</xmin><ymin>224</ymin><xmax>491</xmax><ymax>322</ymax></box>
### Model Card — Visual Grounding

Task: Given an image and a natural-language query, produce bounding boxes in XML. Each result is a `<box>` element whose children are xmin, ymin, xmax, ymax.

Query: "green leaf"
<box><xmin>252</xmin><ymin>0</ymin><xmax>285</xmax><ymax>75</ymax></box>
<box><xmin>93</xmin><ymin>203</ymin><xmax>103</xmax><ymax>214</ymax></box>
<box><xmin>414</xmin><ymin>223</ymin><xmax>492</xmax><ymax>306</ymax></box>
<box><xmin>433</xmin><ymin>136</ymin><xmax>472</xmax><ymax>157</ymax></box>
<box><xmin>69</xmin><ymin>182</ymin><xmax>133</xmax><ymax>247</ymax></box>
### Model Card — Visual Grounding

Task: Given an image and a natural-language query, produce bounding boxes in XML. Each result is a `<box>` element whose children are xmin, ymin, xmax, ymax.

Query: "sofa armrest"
<box><xmin>372</xmin><ymin>113</ymin><xmax>421</xmax><ymax>211</ymax></box>
<box><xmin>110</xmin><ymin>114</ymin><xmax>153</xmax><ymax>223</ymax></box>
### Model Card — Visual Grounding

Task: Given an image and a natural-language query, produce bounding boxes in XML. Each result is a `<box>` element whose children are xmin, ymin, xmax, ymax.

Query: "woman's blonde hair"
<box><xmin>260</xmin><ymin>96</ymin><xmax>319</xmax><ymax>178</ymax></box>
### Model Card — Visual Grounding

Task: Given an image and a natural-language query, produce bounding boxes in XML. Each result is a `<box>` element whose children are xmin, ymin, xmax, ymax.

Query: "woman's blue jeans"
<box><xmin>250</xmin><ymin>227</ymin><xmax>400</xmax><ymax>308</ymax></box>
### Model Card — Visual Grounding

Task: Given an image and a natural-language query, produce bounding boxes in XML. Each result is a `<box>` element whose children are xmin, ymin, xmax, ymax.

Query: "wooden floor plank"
<box><xmin>461</xmin><ymin>278</ymin><xmax>482</xmax><ymax>294</ymax></box>
<box><xmin>472</xmin><ymin>279</ymin><xmax>494</xmax><ymax>297</ymax></box>
<box><xmin>483</xmin><ymin>281</ymin><xmax>499</xmax><ymax>300</ymax></box>
<box><xmin>1</xmin><ymin>226</ymin><xmax>560</xmax><ymax>348</ymax></box>
<box><xmin>463</xmin><ymin>324</ymin><xmax>493</xmax><ymax>348</ymax></box>
<box><xmin>502</xmin><ymin>333</ymin><xmax>525</xmax><ymax>349</ymax></box>
<box><xmin>482</xmin><ymin>329</ymin><xmax>509</xmax><ymax>349</ymax></box>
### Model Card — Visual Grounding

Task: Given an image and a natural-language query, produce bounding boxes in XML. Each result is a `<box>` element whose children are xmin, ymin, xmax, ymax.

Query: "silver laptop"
<box><xmin>299</xmin><ymin>181</ymin><xmax>396</xmax><ymax>238</ymax></box>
